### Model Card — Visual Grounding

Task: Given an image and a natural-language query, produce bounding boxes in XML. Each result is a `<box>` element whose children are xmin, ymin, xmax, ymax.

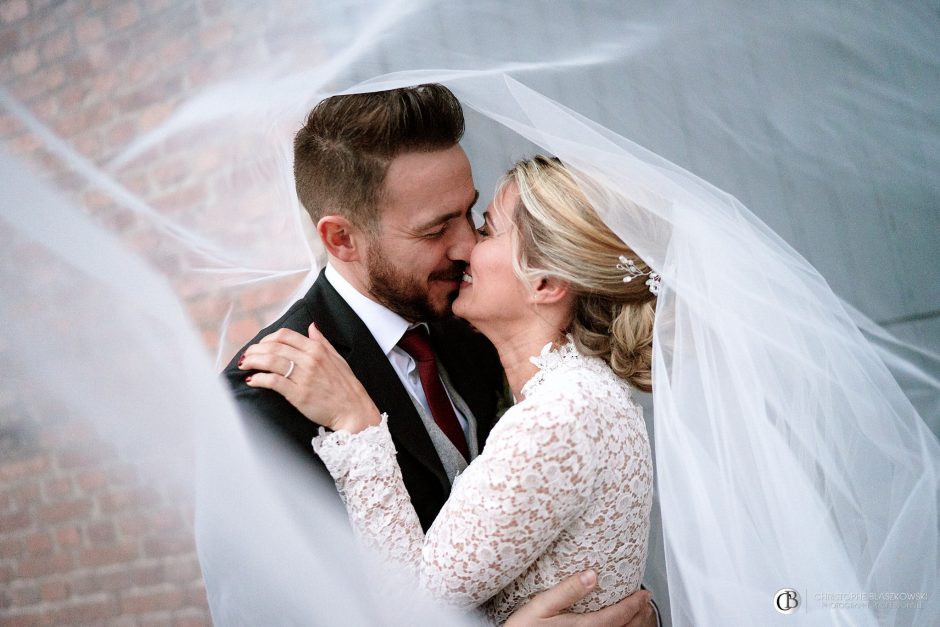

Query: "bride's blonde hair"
<box><xmin>500</xmin><ymin>156</ymin><xmax>656</xmax><ymax>392</ymax></box>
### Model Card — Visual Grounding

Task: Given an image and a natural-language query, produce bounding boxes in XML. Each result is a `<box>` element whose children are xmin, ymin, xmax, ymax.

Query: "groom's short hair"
<box><xmin>294</xmin><ymin>84</ymin><xmax>465</xmax><ymax>234</ymax></box>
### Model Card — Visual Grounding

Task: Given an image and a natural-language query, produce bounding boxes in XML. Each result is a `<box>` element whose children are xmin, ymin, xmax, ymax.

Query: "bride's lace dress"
<box><xmin>313</xmin><ymin>341</ymin><xmax>653</xmax><ymax>624</ymax></box>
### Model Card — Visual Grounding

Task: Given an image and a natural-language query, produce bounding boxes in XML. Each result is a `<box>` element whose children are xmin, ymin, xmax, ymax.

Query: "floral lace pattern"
<box><xmin>313</xmin><ymin>341</ymin><xmax>652</xmax><ymax>625</ymax></box>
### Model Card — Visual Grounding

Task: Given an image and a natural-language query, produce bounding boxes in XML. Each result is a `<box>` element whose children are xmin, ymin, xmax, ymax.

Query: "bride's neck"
<box><xmin>484</xmin><ymin>318</ymin><xmax>565</xmax><ymax>400</ymax></box>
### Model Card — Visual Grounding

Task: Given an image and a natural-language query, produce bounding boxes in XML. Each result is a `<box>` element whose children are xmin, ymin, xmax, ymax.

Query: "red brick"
<box><xmin>8</xmin><ymin>130</ymin><xmax>42</xmax><ymax>155</ymax></box>
<box><xmin>12</xmin><ymin>64</ymin><xmax>65</xmax><ymax>101</ymax></box>
<box><xmin>76</xmin><ymin>468</ymin><xmax>107</xmax><ymax>492</ymax></box>
<box><xmin>0</xmin><ymin>508</ymin><xmax>31</xmax><ymax>532</ymax></box>
<box><xmin>75</xmin><ymin>15</ymin><xmax>106</xmax><ymax>45</ymax></box>
<box><xmin>16</xmin><ymin>552</ymin><xmax>73</xmax><ymax>578</ymax></box>
<box><xmin>94</xmin><ymin>565</ymin><xmax>136</xmax><ymax>592</ymax></box>
<box><xmin>0</xmin><ymin>613</ymin><xmax>40</xmax><ymax>627</ymax></box>
<box><xmin>0</xmin><ymin>537</ymin><xmax>23</xmax><ymax>559</ymax></box>
<box><xmin>143</xmin><ymin>0</ymin><xmax>177</xmax><ymax>12</ymax></box>
<box><xmin>39</xmin><ymin>28</ymin><xmax>73</xmax><ymax>63</ymax></box>
<box><xmin>68</xmin><ymin>571</ymin><xmax>100</xmax><ymax>596</ymax></box>
<box><xmin>226</xmin><ymin>317</ymin><xmax>261</xmax><ymax>346</ymax></box>
<box><xmin>87</xmin><ymin>520</ymin><xmax>116</xmax><ymax>545</ymax></box>
<box><xmin>138</xmin><ymin>100</ymin><xmax>175</xmax><ymax>132</ymax></box>
<box><xmin>133</xmin><ymin>563</ymin><xmax>165</xmax><ymax>586</ymax></box>
<box><xmin>185</xmin><ymin>583</ymin><xmax>210</xmax><ymax>610</ymax></box>
<box><xmin>37</xmin><ymin>426</ymin><xmax>61</xmax><ymax>448</ymax></box>
<box><xmin>58</xmin><ymin>443</ymin><xmax>116</xmax><ymax>469</ymax></box>
<box><xmin>37</xmin><ymin>499</ymin><xmax>92</xmax><ymax>524</ymax></box>
<box><xmin>143</xmin><ymin>535</ymin><xmax>195</xmax><ymax>559</ymax></box>
<box><xmin>200</xmin><ymin>328</ymin><xmax>220</xmax><ymax>349</ymax></box>
<box><xmin>0</xmin><ymin>28</ymin><xmax>19</xmax><ymax>57</ymax></box>
<box><xmin>121</xmin><ymin>588</ymin><xmax>184</xmax><ymax>614</ymax></box>
<box><xmin>9</xmin><ymin>481</ymin><xmax>41</xmax><ymax>505</ymax></box>
<box><xmin>10</xmin><ymin>48</ymin><xmax>39</xmax><ymax>75</ymax></box>
<box><xmin>109</xmin><ymin>2</ymin><xmax>141</xmax><ymax>30</ymax></box>
<box><xmin>103</xmin><ymin>118</ymin><xmax>137</xmax><ymax>153</ymax></box>
<box><xmin>117</xmin><ymin>513</ymin><xmax>148</xmax><ymax>537</ymax></box>
<box><xmin>55</xmin><ymin>524</ymin><xmax>81</xmax><ymax>548</ymax></box>
<box><xmin>149</xmin><ymin>508</ymin><xmax>183</xmax><ymax>532</ymax></box>
<box><xmin>78</xmin><ymin>542</ymin><xmax>139</xmax><ymax>568</ymax></box>
<box><xmin>163</xmin><ymin>557</ymin><xmax>201</xmax><ymax>582</ymax></box>
<box><xmin>40</xmin><ymin>580</ymin><xmax>69</xmax><ymax>602</ymax></box>
<box><xmin>0</xmin><ymin>453</ymin><xmax>48</xmax><ymax>480</ymax></box>
<box><xmin>8</xmin><ymin>584</ymin><xmax>40</xmax><ymax>606</ymax></box>
<box><xmin>43</xmin><ymin>476</ymin><xmax>72</xmax><ymax>499</ymax></box>
<box><xmin>99</xmin><ymin>486</ymin><xmax>160</xmax><ymax>514</ymax></box>
<box><xmin>150</xmin><ymin>157</ymin><xmax>189</xmax><ymax>188</ymax></box>
<box><xmin>199</xmin><ymin>20</ymin><xmax>234</xmax><ymax>49</ymax></box>
<box><xmin>60</xmin><ymin>418</ymin><xmax>98</xmax><ymax>442</ymax></box>
<box><xmin>0</xmin><ymin>0</ymin><xmax>29</xmax><ymax>23</ymax></box>
<box><xmin>24</xmin><ymin>531</ymin><xmax>53</xmax><ymax>556</ymax></box>
<box><xmin>51</xmin><ymin>100</ymin><xmax>115</xmax><ymax>138</ymax></box>
<box><xmin>47</xmin><ymin>598</ymin><xmax>120</xmax><ymax>623</ymax></box>
<box><xmin>173</xmin><ymin>615</ymin><xmax>212</xmax><ymax>627</ymax></box>
<box><xmin>0</xmin><ymin>56</ymin><xmax>11</xmax><ymax>82</ymax></box>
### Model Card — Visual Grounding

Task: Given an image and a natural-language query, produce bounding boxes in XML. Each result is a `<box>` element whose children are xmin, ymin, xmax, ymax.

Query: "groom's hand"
<box><xmin>504</xmin><ymin>570</ymin><xmax>655</xmax><ymax>627</ymax></box>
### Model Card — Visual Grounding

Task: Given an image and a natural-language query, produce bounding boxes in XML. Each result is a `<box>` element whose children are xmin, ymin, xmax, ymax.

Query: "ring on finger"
<box><xmin>283</xmin><ymin>359</ymin><xmax>296</xmax><ymax>380</ymax></box>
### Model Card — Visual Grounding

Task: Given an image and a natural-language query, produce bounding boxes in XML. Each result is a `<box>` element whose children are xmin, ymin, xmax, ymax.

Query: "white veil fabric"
<box><xmin>2</xmin><ymin>1</ymin><xmax>939</xmax><ymax>625</ymax></box>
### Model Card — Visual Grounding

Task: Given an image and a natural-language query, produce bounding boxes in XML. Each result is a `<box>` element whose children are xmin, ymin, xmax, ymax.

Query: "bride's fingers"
<box><xmin>239</xmin><ymin>351</ymin><xmax>296</xmax><ymax>379</ymax></box>
<box><xmin>259</xmin><ymin>326</ymin><xmax>333</xmax><ymax>355</ymax></box>
<box><xmin>244</xmin><ymin>370</ymin><xmax>295</xmax><ymax>397</ymax></box>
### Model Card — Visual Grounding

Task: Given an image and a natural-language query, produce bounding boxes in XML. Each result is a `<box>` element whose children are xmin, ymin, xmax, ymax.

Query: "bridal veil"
<box><xmin>1</xmin><ymin>1</ymin><xmax>938</xmax><ymax>624</ymax></box>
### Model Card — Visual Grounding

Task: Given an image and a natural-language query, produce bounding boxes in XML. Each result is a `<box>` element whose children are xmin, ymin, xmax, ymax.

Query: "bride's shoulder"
<box><xmin>522</xmin><ymin>338</ymin><xmax>628</xmax><ymax>401</ymax></box>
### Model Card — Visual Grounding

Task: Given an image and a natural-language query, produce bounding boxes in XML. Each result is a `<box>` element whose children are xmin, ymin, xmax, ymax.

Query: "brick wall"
<box><xmin>1</xmin><ymin>1</ymin><xmax>326</xmax><ymax>624</ymax></box>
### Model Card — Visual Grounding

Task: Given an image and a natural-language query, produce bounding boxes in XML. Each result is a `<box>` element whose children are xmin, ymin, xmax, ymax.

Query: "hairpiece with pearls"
<box><xmin>616</xmin><ymin>255</ymin><xmax>661</xmax><ymax>295</ymax></box>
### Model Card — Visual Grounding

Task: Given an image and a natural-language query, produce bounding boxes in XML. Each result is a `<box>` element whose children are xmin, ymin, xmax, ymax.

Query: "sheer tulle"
<box><xmin>2</xmin><ymin>1</ymin><xmax>938</xmax><ymax>625</ymax></box>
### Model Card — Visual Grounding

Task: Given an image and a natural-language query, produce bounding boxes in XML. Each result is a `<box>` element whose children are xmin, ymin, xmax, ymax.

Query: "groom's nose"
<box><xmin>447</xmin><ymin>216</ymin><xmax>476</xmax><ymax>263</ymax></box>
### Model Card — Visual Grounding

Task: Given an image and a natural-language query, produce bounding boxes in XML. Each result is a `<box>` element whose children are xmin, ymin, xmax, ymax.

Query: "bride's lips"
<box><xmin>459</xmin><ymin>271</ymin><xmax>473</xmax><ymax>288</ymax></box>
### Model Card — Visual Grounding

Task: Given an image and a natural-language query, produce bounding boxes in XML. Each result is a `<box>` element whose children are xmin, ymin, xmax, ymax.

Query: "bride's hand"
<box><xmin>239</xmin><ymin>322</ymin><xmax>382</xmax><ymax>433</ymax></box>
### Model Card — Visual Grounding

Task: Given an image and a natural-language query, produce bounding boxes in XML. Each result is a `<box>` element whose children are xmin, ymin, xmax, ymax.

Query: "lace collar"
<box><xmin>521</xmin><ymin>336</ymin><xmax>606</xmax><ymax>398</ymax></box>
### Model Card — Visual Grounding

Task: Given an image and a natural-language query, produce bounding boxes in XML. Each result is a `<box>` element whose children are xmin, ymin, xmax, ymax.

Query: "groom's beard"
<box><xmin>366</xmin><ymin>239</ymin><xmax>464</xmax><ymax>323</ymax></box>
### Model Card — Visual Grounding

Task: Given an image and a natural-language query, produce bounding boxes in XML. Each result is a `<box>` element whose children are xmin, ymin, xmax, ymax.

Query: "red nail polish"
<box><xmin>245</xmin><ymin>375</ymin><xmax>252</xmax><ymax>383</ymax></box>
<box><xmin>238</xmin><ymin>354</ymin><xmax>245</xmax><ymax>366</ymax></box>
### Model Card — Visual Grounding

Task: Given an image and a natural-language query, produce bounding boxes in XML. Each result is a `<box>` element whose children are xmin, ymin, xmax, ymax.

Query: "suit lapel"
<box><xmin>304</xmin><ymin>272</ymin><xmax>450</xmax><ymax>491</ymax></box>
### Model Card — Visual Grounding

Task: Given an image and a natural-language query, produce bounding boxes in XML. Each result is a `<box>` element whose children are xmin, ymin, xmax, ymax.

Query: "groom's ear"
<box><xmin>317</xmin><ymin>215</ymin><xmax>365</xmax><ymax>262</ymax></box>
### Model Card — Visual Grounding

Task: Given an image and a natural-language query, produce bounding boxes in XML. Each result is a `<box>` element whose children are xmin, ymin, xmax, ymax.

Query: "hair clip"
<box><xmin>617</xmin><ymin>255</ymin><xmax>661</xmax><ymax>295</ymax></box>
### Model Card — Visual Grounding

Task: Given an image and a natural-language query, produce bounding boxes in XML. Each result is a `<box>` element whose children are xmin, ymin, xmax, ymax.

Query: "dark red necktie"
<box><xmin>398</xmin><ymin>327</ymin><xmax>469</xmax><ymax>460</ymax></box>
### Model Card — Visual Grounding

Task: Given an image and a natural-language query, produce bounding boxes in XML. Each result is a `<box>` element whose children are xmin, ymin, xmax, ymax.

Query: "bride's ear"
<box><xmin>318</xmin><ymin>215</ymin><xmax>365</xmax><ymax>262</ymax></box>
<box><xmin>531</xmin><ymin>275</ymin><xmax>571</xmax><ymax>305</ymax></box>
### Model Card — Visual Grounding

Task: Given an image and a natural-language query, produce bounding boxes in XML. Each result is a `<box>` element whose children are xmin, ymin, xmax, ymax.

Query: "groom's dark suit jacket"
<box><xmin>222</xmin><ymin>269</ymin><xmax>506</xmax><ymax>531</ymax></box>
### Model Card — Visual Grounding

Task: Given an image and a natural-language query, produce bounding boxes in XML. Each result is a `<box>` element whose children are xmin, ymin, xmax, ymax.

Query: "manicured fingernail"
<box><xmin>245</xmin><ymin>375</ymin><xmax>252</xmax><ymax>383</ymax></box>
<box><xmin>238</xmin><ymin>354</ymin><xmax>245</xmax><ymax>366</ymax></box>
<box><xmin>579</xmin><ymin>570</ymin><xmax>596</xmax><ymax>587</ymax></box>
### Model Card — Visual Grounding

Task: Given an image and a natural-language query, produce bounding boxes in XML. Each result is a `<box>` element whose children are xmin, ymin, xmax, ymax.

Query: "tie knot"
<box><xmin>398</xmin><ymin>326</ymin><xmax>435</xmax><ymax>363</ymax></box>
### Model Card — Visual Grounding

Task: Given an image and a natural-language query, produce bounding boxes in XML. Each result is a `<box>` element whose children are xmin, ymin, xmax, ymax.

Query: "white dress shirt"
<box><xmin>324</xmin><ymin>264</ymin><xmax>469</xmax><ymax>436</ymax></box>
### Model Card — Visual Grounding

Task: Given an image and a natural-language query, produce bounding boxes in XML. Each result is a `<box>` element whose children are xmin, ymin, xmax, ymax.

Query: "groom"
<box><xmin>223</xmin><ymin>84</ymin><xmax>657</xmax><ymax>626</ymax></box>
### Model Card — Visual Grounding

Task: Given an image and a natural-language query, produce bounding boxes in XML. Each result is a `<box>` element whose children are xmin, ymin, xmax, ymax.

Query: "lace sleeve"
<box><xmin>313</xmin><ymin>391</ymin><xmax>598</xmax><ymax>609</ymax></box>
<box><xmin>312</xmin><ymin>415</ymin><xmax>426</xmax><ymax>561</ymax></box>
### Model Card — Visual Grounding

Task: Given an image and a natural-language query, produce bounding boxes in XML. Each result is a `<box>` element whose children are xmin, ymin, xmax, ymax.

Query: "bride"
<box><xmin>241</xmin><ymin>155</ymin><xmax>657</xmax><ymax>623</ymax></box>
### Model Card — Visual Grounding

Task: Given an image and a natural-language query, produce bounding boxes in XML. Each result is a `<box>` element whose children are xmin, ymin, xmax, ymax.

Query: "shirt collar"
<box><xmin>324</xmin><ymin>263</ymin><xmax>413</xmax><ymax>356</ymax></box>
